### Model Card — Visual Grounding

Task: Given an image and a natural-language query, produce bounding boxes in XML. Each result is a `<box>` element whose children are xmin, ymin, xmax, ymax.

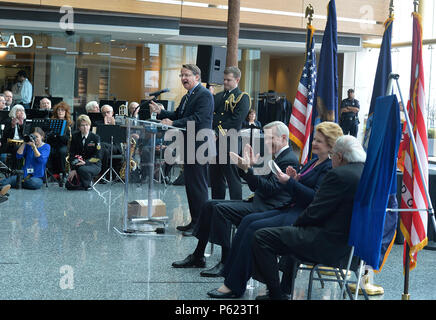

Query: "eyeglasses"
<box><xmin>179</xmin><ymin>73</ymin><xmax>194</xmax><ymax>78</ymax></box>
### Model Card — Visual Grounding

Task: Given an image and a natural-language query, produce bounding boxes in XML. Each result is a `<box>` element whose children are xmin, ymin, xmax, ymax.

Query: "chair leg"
<box><xmin>307</xmin><ymin>265</ymin><xmax>318</xmax><ymax>300</ymax></box>
<box><xmin>340</xmin><ymin>247</ymin><xmax>355</xmax><ymax>300</ymax></box>
<box><xmin>354</xmin><ymin>260</ymin><xmax>365</xmax><ymax>300</ymax></box>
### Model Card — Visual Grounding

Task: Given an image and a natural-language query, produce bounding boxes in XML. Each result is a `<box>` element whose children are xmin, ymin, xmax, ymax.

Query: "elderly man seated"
<box><xmin>85</xmin><ymin>101</ymin><xmax>100</xmax><ymax>114</ymax></box>
<box><xmin>39</xmin><ymin>97</ymin><xmax>52</xmax><ymax>110</ymax></box>
<box><xmin>96</xmin><ymin>104</ymin><xmax>122</xmax><ymax>181</ymax></box>
<box><xmin>251</xmin><ymin>135</ymin><xmax>366</xmax><ymax>300</ymax></box>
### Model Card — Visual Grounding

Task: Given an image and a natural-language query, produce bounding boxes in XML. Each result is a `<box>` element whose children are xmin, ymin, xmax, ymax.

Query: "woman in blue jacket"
<box><xmin>207</xmin><ymin>121</ymin><xmax>343</xmax><ymax>299</ymax></box>
<box><xmin>0</xmin><ymin>127</ymin><xmax>50</xmax><ymax>190</ymax></box>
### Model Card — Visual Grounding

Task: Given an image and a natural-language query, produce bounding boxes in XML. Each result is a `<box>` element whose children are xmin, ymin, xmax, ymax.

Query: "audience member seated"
<box><xmin>207</xmin><ymin>121</ymin><xmax>343</xmax><ymax>299</ymax></box>
<box><xmin>47</xmin><ymin>101</ymin><xmax>74</xmax><ymax>187</ymax></box>
<box><xmin>3</xmin><ymin>90</ymin><xmax>13</xmax><ymax>111</ymax></box>
<box><xmin>39</xmin><ymin>97</ymin><xmax>52</xmax><ymax>110</ymax></box>
<box><xmin>171</xmin><ymin>121</ymin><xmax>299</xmax><ymax>275</ymax></box>
<box><xmin>128</xmin><ymin>102</ymin><xmax>139</xmax><ymax>119</ymax></box>
<box><xmin>250</xmin><ymin>135</ymin><xmax>366</xmax><ymax>300</ymax></box>
<box><xmin>85</xmin><ymin>101</ymin><xmax>100</xmax><ymax>113</ymax></box>
<box><xmin>0</xmin><ymin>184</ymin><xmax>10</xmax><ymax>203</ymax></box>
<box><xmin>0</xmin><ymin>105</ymin><xmax>27</xmax><ymax>170</ymax></box>
<box><xmin>0</xmin><ymin>94</ymin><xmax>6</xmax><ymax>111</ymax></box>
<box><xmin>242</xmin><ymin>108</ymin><xmax>262</xmax><ymax>129</ymax></box>
<box><xmin>66</xmin><ymin>114</ymin><xmax>102</xmax><ymax>190</ymax></box>
<box><xmin>97</xmin><ymin>105</ymin><xmax>123</xmax><ymax>180</ymax></box>
<box><xmin>0</xmin><ymin>127</ymin><xmax>50</xmax><ymax>190</ymax></box>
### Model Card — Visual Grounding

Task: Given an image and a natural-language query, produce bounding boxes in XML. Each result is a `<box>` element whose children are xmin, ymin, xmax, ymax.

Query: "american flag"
<box><xmin>399</xmin><ymin>11</ymin><xmax>428</xmax><ymax>271</ymax></box>
<box><xmin>289</xmin><ymin>26</ymin><xmax>317</xmax><ymax>165</ymax></box>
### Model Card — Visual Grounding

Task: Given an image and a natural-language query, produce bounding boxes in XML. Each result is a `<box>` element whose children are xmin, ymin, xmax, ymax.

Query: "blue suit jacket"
<box><xmin>285</xmin><ymin>158</ymin><xmax>332</xmax><ymax>208</ymax></box>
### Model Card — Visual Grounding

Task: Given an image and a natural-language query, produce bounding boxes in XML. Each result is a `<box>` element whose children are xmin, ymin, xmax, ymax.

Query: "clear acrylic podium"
<box><xmin>113</xmin><ymin>117</ymin><xmax>184</xmax><ymax>236</ymax></box>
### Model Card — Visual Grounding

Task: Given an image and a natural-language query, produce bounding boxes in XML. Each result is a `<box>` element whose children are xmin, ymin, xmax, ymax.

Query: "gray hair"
<box><xmin>9</xmin><ymin>104</ymin><xmax>26</xmax><ymax>119</ymax></box>
<box><xmin>332</xmin><ymin>135</ymin><xmax>366</xmax><ymax>163</ymax></box>
<box><xmin>263</xmin><ymin>121</ymin><xmax>289</xmax><ymax>141</ymax></box>
<box><xmin>182</xmin><ymin>64</ymin><xmax>201</xmax><ymax>77</ymax></box>
<box><xmin>85</xmin><ymin>101</ymin><xmax>99</xmax><ymax>112</ymax></box>
<box><xmin>101</xmin><ymin>104</ymin><xmax>113</xmax><ymax>113</ymax></box>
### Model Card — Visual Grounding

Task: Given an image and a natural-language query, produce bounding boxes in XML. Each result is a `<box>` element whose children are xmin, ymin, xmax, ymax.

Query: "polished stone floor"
<box><xmin>0</xmin><ymin>175</ymin><xmax>435</xmax><ymax>300</ymax></box>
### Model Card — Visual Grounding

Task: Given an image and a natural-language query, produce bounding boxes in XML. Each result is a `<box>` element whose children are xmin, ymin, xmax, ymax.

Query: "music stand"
<box><xmin>26</xmin><ymin>109</ymin><xmax>52</xmax><ymax>119</ymax></box>
<box><xmin>99</xmin><ymin>100</ymin><xmax>128</xmax><ymax>115</ymax></box>
<box><xmin>93</xmin><ymin>124</ymin><xmax>126</xmax><ymax>185</ymax></box>
<box><xmin>31</xmin><ymin>96</ymin><xmax>63</xmax><ymax>109</ymax></box>
<box><xmin>0</xmin><ymin>111</ymin><xmax>9</xmax><ymax>125</ymax></box>
<box><xmin>87</xmin><ymin>113</ymin><xmax>104</xmax><ymax>128</ymax></box>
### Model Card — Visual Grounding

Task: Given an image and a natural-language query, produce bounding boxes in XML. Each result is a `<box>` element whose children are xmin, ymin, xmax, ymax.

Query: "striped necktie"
<box><xmin>179</xmin><ymin>93</ymin><xmax>190</xmax><ymax>116</ymax></box>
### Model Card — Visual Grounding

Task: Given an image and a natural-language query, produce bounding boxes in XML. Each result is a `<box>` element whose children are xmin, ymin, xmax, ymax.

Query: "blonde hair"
<box><xmin>315</xmin><ymin>122</ymin><xmax>343</xmax><ymax>149</ymax></box>
<box><xmin>76</xmin><ymin>114</ymin><xmax>91</xmax><ymax>126</ymax></box>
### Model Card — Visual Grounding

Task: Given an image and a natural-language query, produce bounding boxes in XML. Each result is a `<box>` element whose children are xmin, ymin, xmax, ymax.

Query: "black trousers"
<box><xmin>209</xmin><ymin>162</ymin><xmax>242</xmax><ymax>200</ymax></box>
<box><xmin>77</xmin><ymin>162</ymin><xmax>101</xmax><ymax>188</ymax></box>
<box><xmin>252</xmin><ymin>227</ymin><xmax>300</xmax><ymax>295</ymax></box>
<box><xmin>192</xmin><ymin>199</ymin><xmax>258</xmax><ymax>250</ymax></box>
<box><xmin>340</xmin><ymin>118</ymin><xmax>358</xmax><ymax>137</ymax></box>
<box><xmin>50</xmin><ymin>145</ymin><xmax>67</xmax><ymax>173</ymax></box>
<box><xmin>184</xmin><ymin>163</ymin><xmax>209</xmax><ymax>226</ymax></box>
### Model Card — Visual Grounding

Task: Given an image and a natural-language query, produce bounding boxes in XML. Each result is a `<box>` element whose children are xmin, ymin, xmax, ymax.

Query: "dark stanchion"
<box><xmin>402</xmin><ymin>243</ymin><xmax>411</xmax><ymax>300</ymax></box>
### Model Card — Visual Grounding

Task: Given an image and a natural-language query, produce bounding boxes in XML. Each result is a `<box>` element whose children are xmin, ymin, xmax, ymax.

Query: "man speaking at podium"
<box><xmin>150</xmin><ymin>64</ymin><xmax>214</xmax><ymax>233</ymax></box>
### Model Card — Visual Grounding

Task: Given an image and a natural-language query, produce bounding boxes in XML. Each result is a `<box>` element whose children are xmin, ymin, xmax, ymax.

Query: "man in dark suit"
<box><xmin>67</xmin><ymin>114</ymin><xmax>102</xmax><ymax>190</ymax></box>
<box><xmin>171</xmin><ymin>121</ymin><xmax>299</xmax><ymax>277</ymax></box>
<box><xmin>150</xmin><ymin>64</ymin><xmax>214</xmax><ymax>233</ymax></box>
<box><xmin>210</xmin><ymin>66</ymin><xmax>250</xmax><ymax>202</ymax></box>
<box><xmin>251</xmin><ymin>135</ymin><xmax>366</xmax><ymax>300</ymax></box>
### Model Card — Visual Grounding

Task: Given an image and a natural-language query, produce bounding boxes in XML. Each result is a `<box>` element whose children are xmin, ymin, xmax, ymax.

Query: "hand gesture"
<box><xmin>149</xmin><ymin>100</ymin><xmax>164</xmax><ymax>115</ymax></box>
<box><xmin>243</xmin><ymin>144</ymin><xmax>260</xmax><ymax>166</ymax></box>
<box><xmin>286</xmin><ymin>166</ymin><xmax>299</xmax><ymax>181</ymax></box>
<box><xmin>229</xmin><ymin>152</ymin><xmax>250</xmax><ymax>172</ymax></box>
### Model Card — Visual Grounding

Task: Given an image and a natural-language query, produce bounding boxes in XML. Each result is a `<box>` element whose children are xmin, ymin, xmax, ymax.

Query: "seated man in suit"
<box><xmin>251</xmin><ymin>135</ymin><xmax>366</xmax><ymax>300</ymax></box>
<box><xmin>171</xmin><ymin>121</ymin><xmax>299</xmax><ymax>277</ymax></box>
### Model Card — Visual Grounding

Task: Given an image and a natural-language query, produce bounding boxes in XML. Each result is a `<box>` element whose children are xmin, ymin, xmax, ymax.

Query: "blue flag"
<box><xmin>363</xmin><ymin>17</ymin><xmax>393</xmax><ymax>150</ymax></box>
<box><xmin>349</xmin><ymin>95</ymin><xmax>401</xmax><ymax>269</ymax></box>
<box><xmin>312</xmin><ymin>0</ymin><xmax>338</xmax><ymax>126</ymax></box>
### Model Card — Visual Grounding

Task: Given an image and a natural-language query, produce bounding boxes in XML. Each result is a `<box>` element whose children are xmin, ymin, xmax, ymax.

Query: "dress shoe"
<box><xmin>0</xmin><ymin>195</ymin><xmax>8</xmax><ymax>203</ymax></box>
<box><xmin>255</xmin><ymin>293</ymin><xmax>289</xmax><ymax>300</ymax></box>
<box><xmin>1</xmin><ymin>184</ymin><xmax>11</xmax><ymax>196</ymax></box>
<box><xmin>172</xmin><ymin>254</ymin><xmax>206</xmax><ymax>268</ymax></box>
<box><xmin>182</xmin><ymin>229</ymin><xmax>194</xmax><ymax>237</ymax></box>
<box><xmin>207</xmin><ymin>288</ymin><xmax>239</xmax><ymax>299</ymax></box>
<box><xmin>200</xmin><ymin>262</ymin><xmax>225</xmax><ymax>277</ymax></box>
<box><xmin>176</xmin><ymin>223</ymin><xmax>193</xmax><ymax>232</ymax></box>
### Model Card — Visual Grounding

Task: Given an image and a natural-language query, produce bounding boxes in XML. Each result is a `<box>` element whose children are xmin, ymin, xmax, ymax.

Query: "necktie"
<box><xmin>82</xmin><ymin>136</ymin><xmax>86</xmax><ymax>146</ymax></box>
<box><xmin>223</xmin><ymin>90</ymin><xmax>229</xmax><ymax>99</ymax></box>
<box><xmin>179</xmin><ymin>93</ymin><xmax>190</xmax><ymax>116</ymax></box>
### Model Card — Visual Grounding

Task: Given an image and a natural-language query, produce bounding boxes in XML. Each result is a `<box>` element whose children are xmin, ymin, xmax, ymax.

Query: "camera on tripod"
<box><xmin>23</xmin><ymin>134</ymin><xmax>37</xmax><ymax>143</ymax></box>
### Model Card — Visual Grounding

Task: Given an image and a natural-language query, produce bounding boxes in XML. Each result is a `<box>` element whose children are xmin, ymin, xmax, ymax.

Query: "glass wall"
<box><xmin>0</xmin><ymin>31</ymin><xmax>261</xmax><ymax>114</ymax></box>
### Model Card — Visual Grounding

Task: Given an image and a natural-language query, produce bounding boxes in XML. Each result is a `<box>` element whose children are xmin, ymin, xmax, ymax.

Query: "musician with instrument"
<box><xmin>66</xmin><ymin>114</ymin><xmax>102</xmax><ymax>190</ymax></box>
<box><xmin>0</xmin><ymin>127</ymin><xmax>50</xmax><ymax>190</ymax></box>
<box><xmin>47</xmin><ymin>101</ymin><xmax>74</xmax><ymax>187</ymax></box>
<box><xmin>96</xmin><ymin>105</ymin><xmax>123</xmax><ymax>180</ymax></box>
<box><xmin>0</xmin><ymin>104</ymin><xmax>27</xmax><ymax>169</ymax></box>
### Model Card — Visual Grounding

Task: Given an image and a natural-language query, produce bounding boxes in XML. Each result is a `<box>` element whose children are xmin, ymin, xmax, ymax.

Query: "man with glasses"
<box><xmin>150</xmin><ymin>64</ymin><xmax>214</xmax><ymax>233</ymax></box>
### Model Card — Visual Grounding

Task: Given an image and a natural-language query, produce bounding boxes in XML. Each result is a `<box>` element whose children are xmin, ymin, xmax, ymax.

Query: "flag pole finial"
<box><xmin>413</xmin><ymin>0</ymin><xmax>419</xmax><ymax>12</ymax></box>
<box><xmin>305</xmin><ymin>4</ymin><xmax>314</xmax><ymax>26</ymax></box>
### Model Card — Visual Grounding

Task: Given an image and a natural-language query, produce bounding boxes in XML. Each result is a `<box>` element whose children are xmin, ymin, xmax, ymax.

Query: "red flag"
<box><xmin>399</xmin><ymin>12</ymin><xmax>428</xmax><ymax>271</ymax></box>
